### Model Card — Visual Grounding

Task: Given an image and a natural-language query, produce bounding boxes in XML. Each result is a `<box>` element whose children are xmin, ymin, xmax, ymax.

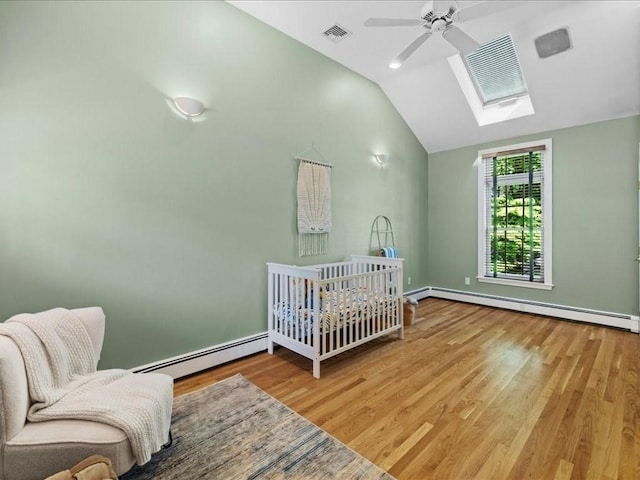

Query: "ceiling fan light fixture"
<box><xmin>431</xmin><ymin>18</ymin><xmax>448</xmax><ymax>33</ymax></box>
<box><xmin>365</xmin><ymin>0</ymin><xmax>525</xmax><ymax>65</ymax></box>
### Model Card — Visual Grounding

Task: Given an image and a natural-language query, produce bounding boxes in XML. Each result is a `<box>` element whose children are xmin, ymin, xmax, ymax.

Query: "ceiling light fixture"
<box><xmin>389</xmin><ymin>61</ymin><xmax>402</xmax><ymax>69</ymax></box>
<box><xmin>172</xmin><ymin>97</ymin><xmax>205</xmax><ymax>117</ymax></box>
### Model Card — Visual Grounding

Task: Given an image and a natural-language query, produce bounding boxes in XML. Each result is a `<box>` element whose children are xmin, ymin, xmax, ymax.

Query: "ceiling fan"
<box><xmin>364</xmin><ymin>0</ymin><xmax>522</xmax><ymax>68</ymax></box>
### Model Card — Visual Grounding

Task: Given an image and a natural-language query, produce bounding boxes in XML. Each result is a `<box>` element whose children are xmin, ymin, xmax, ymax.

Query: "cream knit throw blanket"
<box><xmin>0</xmin><ymin>308</ymin><xmax>172</xmax><ymax>465</ymax></box>
<box><xmin>297</xmin><ymin>160</ymin><xmax>332</xmax><ymax>256</ymax></box>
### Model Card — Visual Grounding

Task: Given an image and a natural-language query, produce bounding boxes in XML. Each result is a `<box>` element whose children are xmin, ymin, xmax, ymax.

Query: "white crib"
<box><xmin>267</xmin><ymin>255</ymin><xmax>404</xmax><ymax>378</ymax></box>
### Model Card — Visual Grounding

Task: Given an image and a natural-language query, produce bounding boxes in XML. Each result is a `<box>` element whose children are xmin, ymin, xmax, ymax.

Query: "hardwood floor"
<box><xmin>174</xmin><ymin>299</ymin><xmax>640</xmax><ymax>480</ymax></box>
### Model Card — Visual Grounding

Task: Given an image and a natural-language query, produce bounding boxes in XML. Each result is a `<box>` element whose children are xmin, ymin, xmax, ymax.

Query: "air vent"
<box><xmin>322</xmin><ymin>23</ymin><xmax>352</xmax><ymax>43</ymax></box>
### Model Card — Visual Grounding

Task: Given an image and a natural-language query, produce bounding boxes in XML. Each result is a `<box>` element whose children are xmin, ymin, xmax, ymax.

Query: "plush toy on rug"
<box><xmin>45</xmin><ymin>455</ymin><xmax>118</xmax><ymax>480</ymax></box>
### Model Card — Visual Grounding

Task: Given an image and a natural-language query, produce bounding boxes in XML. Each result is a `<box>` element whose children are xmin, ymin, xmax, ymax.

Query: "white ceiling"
<box><xmin>228</xmin><ymin>0</ymin><xmax>640</xmax><ymax>153</ymax></box>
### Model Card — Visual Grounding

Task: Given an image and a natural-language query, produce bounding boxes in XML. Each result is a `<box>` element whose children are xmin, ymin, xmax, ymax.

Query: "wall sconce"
<box><xmin>172</xmin><ymin>97</ymin><xmax>205</xmax><ymax>117</ymax></box>
<box><xmin>374</xmin><ymin>154</ymin><xmax>389</xmax><ymax>167</ymax></box>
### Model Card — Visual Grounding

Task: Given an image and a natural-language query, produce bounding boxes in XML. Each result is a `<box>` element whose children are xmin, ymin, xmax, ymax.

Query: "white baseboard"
<box><xmin>405</xmin><ymin>287</ymin><xmax>431</xmax><ymax>301</ymax></box>
<box><xmin>132</xmin><ymin>332</ymin><xmax>268</xmax><ymax>379</ymax></box>
<box><xmin>133</xmin><ymin>287</ymin><xmax>638</xmax><ymax>380</ymax></box>
<box><xmin>406</xmin><ymin>286</ymin><xmax>640</xmax><ymax>333</ymax></box>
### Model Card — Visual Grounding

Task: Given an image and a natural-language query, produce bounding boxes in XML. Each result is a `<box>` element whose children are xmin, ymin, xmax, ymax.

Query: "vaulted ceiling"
<box><xmin>228</xmin><ymin>1</ymin><xmax>640</xmax><ymax>153</ymax></box>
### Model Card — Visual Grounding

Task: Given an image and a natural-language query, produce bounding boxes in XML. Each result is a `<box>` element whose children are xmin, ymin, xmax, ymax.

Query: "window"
<box><xmin>477</xmin><ymin>139</ymin><xmax>553</xmax><ymax>289</ymax></box>
<box><xmin>448</xmin><ymin>34</ymin><xmax>534</xmax><ymax>126</ymax></box>
<box><xmin>466</xmin><ymin>34</ymin><xmax>528</xmax><ymax>105</ymax></box>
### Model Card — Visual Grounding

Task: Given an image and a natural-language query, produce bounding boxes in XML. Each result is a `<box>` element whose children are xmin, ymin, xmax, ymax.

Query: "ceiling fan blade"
<box><xmin>394</xmin><ymin>32</ymin><xmax>432</xmax><ymax>65</ymax></box>
<box><xmin>364</xmin><ymin>17</ymin><xmax>422</xmax><ymax>27</ymax></box>
<box><xmin>454</xmin><ymin>1</ymin><xmax>525</xmax><ymax>23</ymax></box>
<box><xmin>442</xmin><ymin>25</ymin><xmax>480</xmax><ymax>54</ymax></box>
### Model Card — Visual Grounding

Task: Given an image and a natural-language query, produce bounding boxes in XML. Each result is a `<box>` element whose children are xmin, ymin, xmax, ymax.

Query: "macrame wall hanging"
<box><xmin>295</xmin><ymin>146</ymin><xmax>332</xmax><ymax>256</ymax></box>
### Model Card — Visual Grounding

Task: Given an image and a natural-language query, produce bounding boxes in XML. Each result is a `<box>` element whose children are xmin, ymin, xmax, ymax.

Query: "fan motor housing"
<box><xmin>431</xmin><ymin>18</ymin><xmax>449</xmax><ymax>32</ymax></box>
<box><xmin>420</xmin><ymin>1</ymin><xmax>455</xmax><ymax>25</ymax></box>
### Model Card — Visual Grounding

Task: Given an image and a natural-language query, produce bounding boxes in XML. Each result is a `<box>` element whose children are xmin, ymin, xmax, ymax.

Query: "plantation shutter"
<box><xmin>483</xmin><ymin>144</ymin><xmax>546</xmax><ymax>283</ymax></box>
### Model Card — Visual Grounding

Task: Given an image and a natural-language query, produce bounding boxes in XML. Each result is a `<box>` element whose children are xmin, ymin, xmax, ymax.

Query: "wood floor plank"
<box><xmin>617</xmin><ymin>332</ymin><xmax>640</xmax><ymax>480</ymax></box>
<box><xmin>174</xmin><ymin>299</ymin><xmax>640</xmax><ymax>479</ymax></box>
<box><xmin>553</xmin><ymin>459</ymin><xmax>574</xmax><ymax>480</ymax></box>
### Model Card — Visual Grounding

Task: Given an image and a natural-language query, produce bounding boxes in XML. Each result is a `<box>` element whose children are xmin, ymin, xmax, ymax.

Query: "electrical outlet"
<box><xmin>464</xmin><ymin>277</ymin><xmax>470</xmax><ymax>285</ymax></box>
<box><xmin>407</xmin><ymin>277</ymin><xmax>412</xmax><ymax>285</ymax></box>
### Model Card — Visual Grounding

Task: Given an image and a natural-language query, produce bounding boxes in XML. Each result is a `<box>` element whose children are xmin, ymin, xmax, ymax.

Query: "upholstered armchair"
<box><xmin>0</xmin><ymin>307</ymin><xmax>173</xmax><ymax>480</ymax></box>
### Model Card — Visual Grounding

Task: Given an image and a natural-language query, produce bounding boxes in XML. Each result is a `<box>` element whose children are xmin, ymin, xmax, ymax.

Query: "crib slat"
<box><xmin>382</xmin><ymin>271</ymin><xmax>387</xmax><ymax>332</ymax></box>
<box><xmin>341</xmin><ymin>282</ymin><xmax>347</xmax><ymax>349</ymax></box>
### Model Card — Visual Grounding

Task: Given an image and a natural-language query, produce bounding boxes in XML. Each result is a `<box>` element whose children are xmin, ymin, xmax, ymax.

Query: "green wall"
<box><xmin>0</xmin><ymin>1</ymin><xmax>429</xmax><ymax>368</ymax></box>
<box><xmin>427</xmin><ymin>115</ymin><xmax>640</xmax><ymax>315</ymax></box>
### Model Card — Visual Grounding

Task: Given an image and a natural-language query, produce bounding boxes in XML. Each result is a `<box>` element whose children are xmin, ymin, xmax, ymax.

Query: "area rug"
<box><xmin>121</xmin><ymin>374</ymin><xmax>394</xmax><ymax>479</ymax></box>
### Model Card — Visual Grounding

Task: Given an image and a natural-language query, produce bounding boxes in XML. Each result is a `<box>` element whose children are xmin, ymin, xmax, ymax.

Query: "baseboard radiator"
<box><xmin>132</xmin><ymin>332</ymin><xmax>268</xmax><ymax>379</ymax></box>
<box><xmin>406</xmin><ymin>286</ymin><xmax>640</xmax><ymax>333</ymax></box>
<box><xmin>134</xmin><ymin>287</ymin><xmax>638</xmax><ymax>379</ymax></box>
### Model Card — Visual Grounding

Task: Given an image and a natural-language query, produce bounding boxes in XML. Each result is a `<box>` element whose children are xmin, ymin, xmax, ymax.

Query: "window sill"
<box><xmin>477</xmin><ymin>277</ymin><xmax>554</xmax><ymax>290</ymax></box>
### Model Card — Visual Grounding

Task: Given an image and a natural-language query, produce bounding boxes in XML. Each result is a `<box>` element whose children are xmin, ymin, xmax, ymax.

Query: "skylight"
<box><xmin>448</xmin><ymin>33</ymin><xmax>534</xmax><ymax>126</ymax></box>
<box><xmin>466</xmin><ymin>34</ymin><xmax>528</xmax><ymax>104</ymax></box>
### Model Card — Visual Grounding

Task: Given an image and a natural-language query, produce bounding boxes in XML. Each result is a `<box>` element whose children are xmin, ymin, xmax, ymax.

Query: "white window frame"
<box><xmin>477</xmin><ymin>138</ymin><xmax>553</xmax><ymax>290</ymax></box>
